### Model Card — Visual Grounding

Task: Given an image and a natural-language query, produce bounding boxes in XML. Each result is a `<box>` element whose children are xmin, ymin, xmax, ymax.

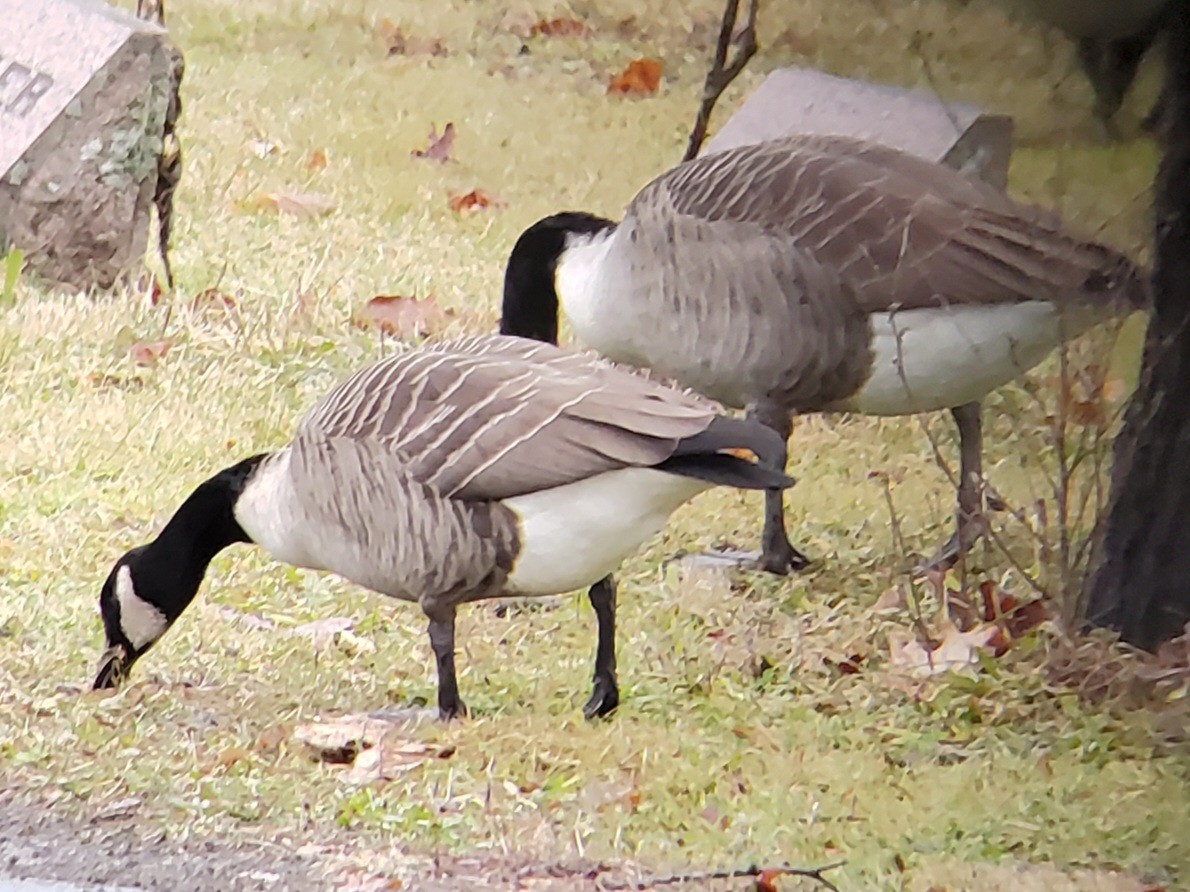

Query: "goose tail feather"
<box><xmin>657</xmin><ymin>416</ymin><xmax>796</xmax><ymax>490</ymax></box>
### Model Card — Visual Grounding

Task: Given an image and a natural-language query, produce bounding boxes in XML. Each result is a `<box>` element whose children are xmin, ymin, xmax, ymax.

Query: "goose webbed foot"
<box><xmin>759</xmin><ymin>534</ymin><xmax>813</xmax><ymax>575</ymax></box>
<box><xmin>583</xmin><ymin>673</ymin><xmax>619</xmax><ymax>720</ymax></box>
<box><xmin>584</xmin><ymin>575</ymin><xmax>620</xmax><ymax>720</ymax></box>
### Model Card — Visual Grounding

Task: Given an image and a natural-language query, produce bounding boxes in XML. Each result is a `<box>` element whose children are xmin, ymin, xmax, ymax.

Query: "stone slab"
<box><xmin>0</xmin><ymin>0</ymin><xmax>173</xmax><ymax>290</ymax></box>
<box><xmin>703</xmin><ymin>67</ymin><xmax>1014</xmax><ymax>189</ymax></box>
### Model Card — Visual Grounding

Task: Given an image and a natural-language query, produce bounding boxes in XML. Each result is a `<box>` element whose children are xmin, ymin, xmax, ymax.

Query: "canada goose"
<box><xmin>91</xmin><ymin>334</ymin><xmax>793</xmax><ymax>719</ymax></box>
<box><xmin>499</xmin><ymin>135</ymin><xmax>1148</xmax><ymax>574</ymax></box>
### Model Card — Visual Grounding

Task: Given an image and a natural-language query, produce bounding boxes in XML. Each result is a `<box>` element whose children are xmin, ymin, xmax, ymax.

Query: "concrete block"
<box><xmin>703</xmin><ymin>67</ymin><xmax>1014</xmax><ymax>188</ymax></box>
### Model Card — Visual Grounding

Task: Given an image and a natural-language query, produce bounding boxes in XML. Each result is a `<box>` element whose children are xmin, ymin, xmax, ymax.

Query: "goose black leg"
<box><xmin>919</xmin><ymin>401</ymin><xmax>987</xmax><ymax>573</ymax></box>
<box><xmin>426</xmin><ymin>606</ymin><xmax>467</xmax><ymax>721</ymax></box>
<box><xmin>582</xmin><ymin>575</ymin><xmax>619</xmax><ymax>720</ymax></box>
<box><xmin>749</xmin><ymin>403</ymin><xmax>812</xmax><ymax>575</ymax></box>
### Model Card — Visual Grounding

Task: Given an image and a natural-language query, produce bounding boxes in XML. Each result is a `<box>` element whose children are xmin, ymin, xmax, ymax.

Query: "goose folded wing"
<box><xmin>296</xmin><ymin>334</ymin><xmax>721</xmax><ymax>502</ymax></box>
<box><xmin>645</xmin><ymin>134</ymin><xmax>1147</xmax><ymax>313</ymax></box>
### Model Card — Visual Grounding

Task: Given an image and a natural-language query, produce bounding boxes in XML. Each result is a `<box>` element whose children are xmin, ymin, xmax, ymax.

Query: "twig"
<box><xmin>682</xmin><ymin>0</ymin><xmax>760</xmax><ymax>162</ymax></box>
<box><xmin>594</xmin><ymin>860</ymin><xmax>846</xmax><ymax>891</ymax></box>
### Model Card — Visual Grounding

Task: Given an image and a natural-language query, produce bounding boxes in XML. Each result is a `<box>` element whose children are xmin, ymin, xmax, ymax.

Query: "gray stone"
<box><xmin>703</xmin><ymin>67</ymin><xmax>1013</xmax><ymax>189</ymax></box>
<box><xmin>0</xmin><ymin>0</ymin><xmax>175</xmax><ymax>291</ymax></box>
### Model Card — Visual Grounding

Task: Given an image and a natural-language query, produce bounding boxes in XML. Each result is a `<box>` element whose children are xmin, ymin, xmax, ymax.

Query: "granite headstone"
<box><xmin>0</xmin><ymin>0</ymin><xmax>174</xmax><ymax>290</ymax></box>
<box><xmin>703</xmin><ymin>67</ymin><xmax>1014</xmax><ymax>189</ymax></box>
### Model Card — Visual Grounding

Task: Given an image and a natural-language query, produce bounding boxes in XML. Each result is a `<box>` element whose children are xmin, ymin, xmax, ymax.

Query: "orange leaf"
<box><xmin>129</xmin><ymin>340</ymin><xmax>173</xmax><ymax>367</ymax></box>
<box><xmin>530</xmin><ymin>17</ymin><xmax>589</xmax><ymax>37</ymax></box>
<box><xmin>216</xmin><ymin>746</ymin><xmax>252</xmax><ymax>769</ymax></box>
<box><xmin>755</xmin><ymin>868</ymin><xmax>782</xmax><ymax>892</ymax></box>
<box><xmin>608</xmin><ymin>58</ymin><xmax>662</xmax><ymax>95</ymax></box>
<box><xmin>411</xmin><ymin>123</ymin><xmax>455</xmax><ymax>163</ymax></box>
<box><xmin>358</xmin><ymin>295</ymin><xmax>452</xmax><ymax>338</ymax></box>
<box><xmin>447</xmin><ymin>188</ymin><xmax>504</xmax><ymax>214</ymax></box>
<box><xmin>305</xmin><ymin>149</ymin><xmax>328</xmax><ymax>172</ymax></box>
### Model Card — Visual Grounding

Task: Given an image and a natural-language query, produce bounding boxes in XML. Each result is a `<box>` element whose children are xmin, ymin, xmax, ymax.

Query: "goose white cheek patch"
<box><xmin>115</xmin><ymin>564</ymin><xmax>167</xmax><ymax>650</ymax></box>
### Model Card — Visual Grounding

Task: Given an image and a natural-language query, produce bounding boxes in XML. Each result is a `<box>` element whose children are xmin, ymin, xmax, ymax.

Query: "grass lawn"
<box><xmin>0</xmin><ymin>0</ymin><xmax>1184</xmax><ymax>889</ymax></box>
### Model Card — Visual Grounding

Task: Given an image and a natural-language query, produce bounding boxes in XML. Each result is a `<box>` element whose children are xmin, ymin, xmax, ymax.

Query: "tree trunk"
<box><xmin>1084</xmin><ymin>1</ymin><xmax>1190</xmax><ymax>651</ymax></box>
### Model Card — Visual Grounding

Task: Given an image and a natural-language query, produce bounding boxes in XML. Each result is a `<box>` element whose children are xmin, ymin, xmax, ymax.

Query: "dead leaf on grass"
<box><xmin>215</xmin><ymin>745</ymin><xmax>253</xmax><ymax>769</ymax></box>
<box><xmin>305</xmin><ymin>149</ymin><xmax>328</xmax><ymax>172</ymax></box>
<box><xmin>244</xmin><ymin>191</ymin><xmax>336</xmax><ymax>218</ymax></box>
<box><xmin>357</xmin><ymin>294</ymin><xmax>453</xmax><ymax>339</ymax></box>
<box><xmin>345</xmin><ymin>737</ymin><xmax>452</xmax><ymax>784</ymax></box>
<box><xmin>608</xmin><ymin>58</ymin><xmax>662</xmax><ymax>96</ymax></box>
<box><xmin>888</xmin><ymin>623</ymin><xmax>1003</xmax><ymax>677</ymax></box>
<box><xmin>447</xmin><ymin>188</ymin><xmax>505</xmax><ymax>214</ymax></box>
<box><xmin>129</xmin><ymin>340</ymin><xmax>173</xmax><ymax>367</ymax></box>
<box><xmin>255</xmin><ymin>725</ymin><xmax>286</xmax><ymax>755</ymax></box>
<box><xmin>294</xmin><ymin>712</ymin><xmax>453</xmax><ymax>781</ymax></box>
<box><xmin>411</xmin><ymin>122</ymin><xmax>455</xmax><ymax>163</ymax></box>
<box><xmin>530</xmin><ymin>17</ymin><xmax>590</xmax><ymax>37</ymax></box>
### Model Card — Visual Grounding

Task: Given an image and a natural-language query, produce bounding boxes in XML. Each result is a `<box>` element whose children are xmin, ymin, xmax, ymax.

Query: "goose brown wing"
<box><xmin>635</xmin><ymin>134</ymin><xmax>1148</xmax><ymax>313</ymax></box>
<box><xmin>294</xmin><ymin>334</ymin><xmax>721</xmax><ymax>501</ymax></box>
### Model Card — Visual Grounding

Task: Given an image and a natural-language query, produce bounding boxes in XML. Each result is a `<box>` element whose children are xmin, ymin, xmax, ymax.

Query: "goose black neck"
<box><xmin>500</xmin><ymin>211</ymin><xmax>615</xmax><ymax>345</ymax></box>
<box><xmin>135</xmin><ymin>453</ymin><xmax>268</xmax><ymax>621</ymax></box>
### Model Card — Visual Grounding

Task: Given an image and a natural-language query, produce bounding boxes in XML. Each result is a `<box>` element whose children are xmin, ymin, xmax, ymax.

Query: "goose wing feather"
<box><xmin>633</xmin><ymin>134</ymin><xmax>1148</xmax><ymax>313</ymax></box>
<box><xmin>295</xmin><ymin>334</ymin><xmax>720</xmax><ymax>501</ymax></box>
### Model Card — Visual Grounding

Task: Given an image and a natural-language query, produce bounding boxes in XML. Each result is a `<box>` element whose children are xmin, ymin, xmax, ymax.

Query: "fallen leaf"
<box><xmin>129</xmin><ymin>340</ymin><xmax>173</xmax><ymax>367</ymax></box>
<box><xmin>357</xmin><ymin>294</ymin><xmax>452</xmax><ymax>339</ymax></box>
<box><xmin>216</xmin><ymin>746</ymin><xmax>252</xmax><ymax>769</ymax></box>
<box><xmin>411</xmin><ymin>123</ymin><xmax>455</xmax><ymax>163</ymax></box>
<box><xmin>305</xmin><ymin>149</ymin><xmax>328</xmax><ymax>172</ymax></box>
<box><xmin>608</xmin><ymin>58</ymin><xmax>662</xmax><ymax>96</ymax></box>
<box><xmin>377</xmin><ymin>18</ymin><xmax>447</xmax><ymax>56</ymax></box>
<box><xmin>447</xmin><ymin>188</ymin><xmax>504</xmax><ymax>214</ymax></box>
<box><xmin>293</xmin><ymin>712</ymin><xmax>451</xmax><ymax>780</ymax></box>
<box><xmin>255</xmin><ymin>725</ymin><xmax>286</xmax><ymax>755</ymax></box>
<box><xmin>825</xmin><ymin>652</ymin><xmax>865</xmax><ymax>675</ymax></box>
<box><xmin>530</xmin><ymin>17</ymin><xmax>589</xmax><ymax>37</ymax></box>
<box><xmin>888</xmin><ymin>623</ymin><xmax>1001</xmax><ymax>677</ymax></box>
<box><xmin>244</xmin><ymin>191</ymin><xmax>336</xmax><ymax>218</ymax></box>
<box><xmin>294</xmin><ymin>714</ymin><xmax>400</xmax><ymax>763</ymax></box>
<box><xmin>344</xmin><ymin>737</ymin><xmax>442</xmax><ymax>784</ymax></box>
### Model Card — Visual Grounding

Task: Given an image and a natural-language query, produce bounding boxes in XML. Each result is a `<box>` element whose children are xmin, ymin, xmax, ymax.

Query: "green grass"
<box><xmin>0</xmin><ymin>0</ymin><xmax>1184</xmax><ymax>889</ymax></box>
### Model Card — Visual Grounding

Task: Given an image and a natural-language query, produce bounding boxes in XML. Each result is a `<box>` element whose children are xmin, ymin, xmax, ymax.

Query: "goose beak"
<box><xmin>93</xmin><ymin>644</ymin><xmax>130</xmax><ymax>690</ymax></box>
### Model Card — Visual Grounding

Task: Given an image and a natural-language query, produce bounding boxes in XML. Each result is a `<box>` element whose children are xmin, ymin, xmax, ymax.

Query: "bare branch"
<box><xmin>682</xmin><ymin>0</ymin><xmax>760</xmax><ymax>162</ymax></box>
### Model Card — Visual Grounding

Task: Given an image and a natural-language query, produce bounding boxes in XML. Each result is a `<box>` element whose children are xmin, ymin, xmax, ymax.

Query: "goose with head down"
<box><xmin>500</xmin><ymin>134</ymin><xmax>1148</xmax><ymax>574</ymax></box>
<box><xmin>91</xmin><ymin>334</ymin><xmax>793</xmax><ymax>719</ymax></box>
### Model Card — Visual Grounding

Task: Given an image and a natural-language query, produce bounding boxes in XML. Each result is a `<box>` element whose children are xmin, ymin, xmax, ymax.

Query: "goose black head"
<box><xmin>94</xmin><ymin>545</ymin><xmax>174</xmax><ymax>689</ymax></box>
<box><xmin>500</xmin><ymin>211</ymin><xmax>615</xmax><ymax>345</ymax></box>
<box><xmin>92</xmin><ymin>454</ymin><xmax>267</xmax><ymax>690</ymax></box>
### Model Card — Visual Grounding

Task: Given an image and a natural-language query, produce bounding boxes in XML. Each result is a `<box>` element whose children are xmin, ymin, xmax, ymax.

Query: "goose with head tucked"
<box><xmin>92</xmin><ymin>334</ymin><xmax>793</xmax><ymax>719</ymax></box>
<box><xmin>500</xmin><ymin>134</ymin><xmax>1148</xmax><ymax>574</ymax></box>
